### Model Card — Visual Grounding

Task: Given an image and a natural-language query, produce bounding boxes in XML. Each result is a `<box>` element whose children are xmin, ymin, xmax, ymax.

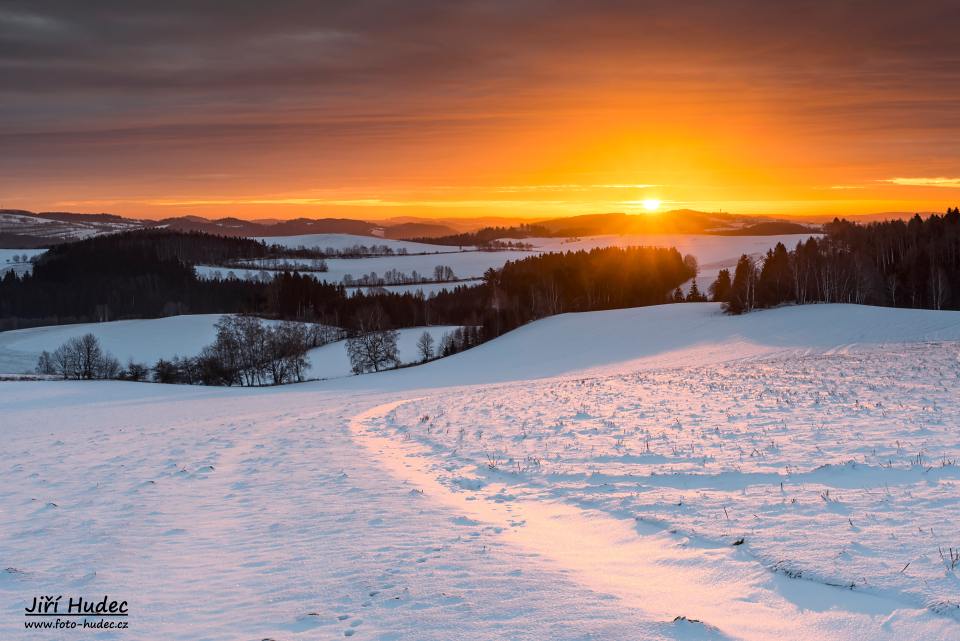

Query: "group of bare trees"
<box><xmin>341</xmin><ymin>265</ymin><xmax>458</xmax><ymax>287</ymax></box>
<box><xmin>217</xmin><ymin>257</ymin><xmax>329</xmax><ymax>273</ymax></box>
<box><xmin>36</xmin><ymin>333</ymin><xmax>121</xmax><ymax>380</ymax></box>
<box><xmin>4</xmin><ymin>254</ymin><xmax>39</xmax><ymax>265</ymax></box>
<box><xmin>36</xmin><ymin>317</ymin><xmax>338</xmax><ymax>386</ymax></box>
<box><xmin>294</xmin><ymin>244</ymin><xmax>412</xmax><ymax>258</ymax></box>
<box><xmin>345</xmin><ymin>307</ymin><xmax>400</xmax><ymax>373</ymax></box>
<box><xmin>171</xmin><ymin>316</ymin><xmax>321</xmax><ymax>385</ymax></box>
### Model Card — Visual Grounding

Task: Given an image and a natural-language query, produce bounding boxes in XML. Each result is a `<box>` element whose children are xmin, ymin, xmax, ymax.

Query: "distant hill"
<box><xmin>532</xmin><ymin>210</ymin><xmax>819</xmax><ymax>236</ymax></box>
<box><xmin>710</xmin><ymin>221</ymin><xmax>819</xmax><ymax>235</ymax></box>
<box><xmin>158</xmin><ymin>216</ymin><xmax>378</xmax><ymax>237</ymax></box>
<box><xmin>383</xmin><ymin>222</ymin><xmax>459</xmax><ymax>239</ymax></box>
<box><xmin>0</xmin><ymin>207</ymin><xmax>892</xmax><ymax>249</ymax></box>
<box><xmin>0</xmin><ymin>210</ymin><xmax>143</xmax><ymax>247</ymax></box>
<box><xmin>0</xmin><ymin>209</ymin><xmax>527</xmax><ymax>246</ymax></box>
<box><xmin>379</xmin><ymin>215</ymin><xmax>543</xmax><ymax>233</ymax></box>
<box><xmin>0</xmin><ymin>210</ymin><xmax>381</xmax><ymax>247</ymax></box>
<box><xmin>411</xmin><ymin>211</ymin><xmax>821</xmax><ymax>246</ymax></box>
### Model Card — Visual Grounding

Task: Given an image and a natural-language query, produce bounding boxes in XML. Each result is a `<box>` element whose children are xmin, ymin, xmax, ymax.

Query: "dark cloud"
<box><xmin>4</xmin><ymin>1</ymin><xmax>958</xmax><ymax>109</ymax></box>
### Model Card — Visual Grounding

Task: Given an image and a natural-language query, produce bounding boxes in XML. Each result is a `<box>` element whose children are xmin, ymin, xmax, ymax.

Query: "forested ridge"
<box><xmin>713</xmin><ymin>209</ymin><xmax>960</xmax><ymax>313</ymax></box>
<box><xmin>0</xmin><ymin>232</ymin><xmax>693</xmax><ymax>342</ymax></box>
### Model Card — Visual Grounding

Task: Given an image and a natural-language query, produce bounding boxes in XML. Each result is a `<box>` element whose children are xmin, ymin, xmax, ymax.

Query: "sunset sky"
<box><xmin>2</xmin><ymin>1</ymin><xmax>960</xmax><ymax>220</ymax></box>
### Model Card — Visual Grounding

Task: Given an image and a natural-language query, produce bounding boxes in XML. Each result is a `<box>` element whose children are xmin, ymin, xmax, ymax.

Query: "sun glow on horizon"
<box><xmin>642</xmin><ymin>198</ymin><xmax>662</xmax><ymax>212</ymax></box>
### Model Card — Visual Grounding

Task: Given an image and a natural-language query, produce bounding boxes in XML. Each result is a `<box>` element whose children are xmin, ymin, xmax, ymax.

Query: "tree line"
<box><xmin>409</xmin><ymin>223</ymin><xmax>551</xmax><ymax>247</ymax></box>
<box><xmin>2</xmin><ymin>233</ymin><xmax>693</xmax><ymax>344</ymax></box>
<box><xmin>710</xmin><ymin>209</ymin><xmax>960</xmax><ymax>313</ymax></box>
<box><xmin>481</xmin><ymin>246</ymin><xmax>695</xmax><ymax>336</ymax></box>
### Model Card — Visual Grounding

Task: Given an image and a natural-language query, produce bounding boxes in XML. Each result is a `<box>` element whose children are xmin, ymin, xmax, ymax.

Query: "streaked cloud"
<box><xmin>884</xmin><ymin>177</ymin><xmax>960</xmax><ymax>188</ymax></box>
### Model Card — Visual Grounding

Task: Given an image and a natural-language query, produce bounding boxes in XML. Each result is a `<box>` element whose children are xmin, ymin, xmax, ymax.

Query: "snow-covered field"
<box><xmin>0</xmin><ymin>249</ymin><xmax>46</xmax><ymax>276</ymax></box>
<box><xmin>375</xmin><ymin>343</ymin><xmax>960</xmax><ymax>616</ymax></box>
<box><xmin>0</xmin><ymin>212</ymin><xmax>140</xmax><ymax>242</ymax></box>
<box><xmin>0</xmin><ymin>315</ymin><xmax>230</xmax><ymax>374</ymax></box>
<box><xmin>2</xmin><ymin>304</ymin><xmax>960</xmax><ymax>640</ymax></box>
<box><xmin>306</xmin><ymin>325</ymin><xmax>464</xmax><ymax>379</ymax></box>
<box><xmin>195</xmin><ymin>249</ymin><xmax>533</xmax><ymax>287</ymax></box>
<box><xmin>199</xmin><ymin>233</ymin><xmax>814</xmax><ymax>297</ymax></box>
<box><xmin>0</xmin><ymin>315</ymin><xmax>461</xmax><ymax>380</ymax></box>
<box><xmin>256</xmin><ymin>233</ymin><xmax>471</xmax><ymax>254</ymax></box>
<box><xmin>0</xmin><ymin>314</ymin><xmax>231</xmax><ymax>374</ymax></box>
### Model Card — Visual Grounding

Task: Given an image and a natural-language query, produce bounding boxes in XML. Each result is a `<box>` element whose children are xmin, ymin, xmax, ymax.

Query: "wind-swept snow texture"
<box><xmin>2</xmin><ymin>303</ymin><xmax>960</xmax><ymax>640</ymax></box>
<box><xmin>0</xmin><ymin>383</ymin><xmax>684</xmax><ymax>641</ymax></box>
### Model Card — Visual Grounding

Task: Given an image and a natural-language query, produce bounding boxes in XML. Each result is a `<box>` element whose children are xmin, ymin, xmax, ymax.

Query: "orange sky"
<box><xmin>2</xmin><ymin>2</ymin><xmax>959</xmax><ymax>220</ymax></box>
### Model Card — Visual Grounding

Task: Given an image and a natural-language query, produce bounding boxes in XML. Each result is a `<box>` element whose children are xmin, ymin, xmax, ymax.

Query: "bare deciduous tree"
<box><xmin>345</xmin><ymin>306</ymin><xmax>400</xmax><ymax>374</ymax></box>
<box><xmin>416</xmin><ymin>331</ymin><xmax>435</xmax><ymax>362</ymax></box>
<box><xmin>38</xmin><ymin>334</ymin><xmax>120</xmax><ymax>380</ymax></box>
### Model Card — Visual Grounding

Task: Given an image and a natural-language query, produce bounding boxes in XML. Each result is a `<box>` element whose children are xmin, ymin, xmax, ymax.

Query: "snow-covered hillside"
<box><xmin>0</xmin><ymin>314</ymin><xmax>229</xmax><ymax>374</ymax></box>
<box><xmin>2</xmin><ymin>304</ymin><xmax>960</xmax><ymax>640</ymax></box>
<box><xmin>0</xmin><ymin>315</ymin><xmax>463</xmax><ymax>379</ymax></box>
<box><xmin>0</xmin><ymin>249</ymin><xmax>46</xmax><ymax>276</ymax></box>
<box><xmin>306</xmin><ymin>325</ymin><xmax>463</xmax><ymax>379</ymax></box>
<box><xmin>257</xmin><ymin>233</ymin><xmax>471</xmax><ymax>254</ymax></box>
<box><xmin>195</xmin><ymin>249</ymin><xmax>532</xmax><ymax>287</ymax></box>
<box><xmin>0</xmin><ymin>211</ymin><xmax>141</xmax><ymax>242</ymax></box>
<box><xmin>374</xmin><ymin>341</ymin><xmax>960</xmax><ymax>618</ymax></box>
<box><xmin>199</xmin><ymin>232</ymin><xmax>815</xmax><ymax>298</ymax></box>
<box><xmin>329</xmin><ymin>303</ymin><xmax>960</xmax><ymax>388</ymax></box>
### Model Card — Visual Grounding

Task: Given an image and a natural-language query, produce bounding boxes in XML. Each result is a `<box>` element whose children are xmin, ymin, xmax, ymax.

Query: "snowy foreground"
<box><xmin>2</xmin><ymin>304</ymin><xmax>960</xmax><ymax>640</ymax></box>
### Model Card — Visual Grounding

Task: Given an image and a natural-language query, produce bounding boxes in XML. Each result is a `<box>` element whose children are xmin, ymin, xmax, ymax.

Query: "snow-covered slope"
<box><xmin>0</xmin><ymin>211</ymin><xmax>142</xmax><ymax>242</ymax></box>
<box><xmin>196</xmin><ymin>249</ymin><xmax>532</xmax><ymax>286</ymax></box>
<box><xmin>3</xmin><ymin>304</ymin><xmax>960</xmax><ymax>640</ymax></box>
<box><xmin>336</xmin><ymin>303</ymin><xmax>960</xmax><ymax>389</ymax></box>
<box><xmin>0</xmin><ymin>315</ymin><xmax>462</xmax><ymax>379</ymax></box>
<box><xmin>256</xmin><ymin>233</ymin><xmax>469</xmax><ymax>254</ymax></box>
<box><xmin>306</xmin><ymin>325</ymin><xmax>462</xmax><ymax>379</ymax></box>
<box><xmin>0</xmin><ymin>249</ymin><xmax>46</xmax><ymax>276</ymax></box>
<box><xmin>0</xmin><ymin>315</ymin><xmax>229</xmax><ymax>373</ymax></box>
<box><xmin>205</xmin><ymin>233</ymin><xmax>812</xmax><ymax>297</ymax></box>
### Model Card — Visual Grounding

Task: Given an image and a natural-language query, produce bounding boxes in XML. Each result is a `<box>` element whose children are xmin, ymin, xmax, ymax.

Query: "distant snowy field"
<box><xmin>0</xmin><ymin>314</ymin><xmax>460</xmax><ymax>378</ymax></box>
<box><xmin>256</xmin><ymin>233</ymin><xmax>471</xmax><ymax>254</ymax></box>
<box><xmin>3</xmin><ymin>304</ymin><xmax>960</xmax><ymax>640</ymax></box>
<box><xmin>199</xmin><ymin>232</ymin><xmax>815</xmax><ymax>297</ymax></box>
<box><xmin>0</xmin><ymin>248</ymin><xmax>46</xmax><ymax>276</ymax></box>
<box><xmin>0</xmin><ymin>314</ymin><xmax>227</xmax><ymax>374</ymax></box>
<box><xmin>195</xmin><ymin>249</ymin><xmax>532</xmax><ymax>287</ymax></box>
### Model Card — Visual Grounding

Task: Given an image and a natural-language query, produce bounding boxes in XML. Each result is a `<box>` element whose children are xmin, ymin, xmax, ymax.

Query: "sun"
<box><xmin>642</xmin><ymin>198</ymin><xmax>661</xmax><ymax>212</ymax></box>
